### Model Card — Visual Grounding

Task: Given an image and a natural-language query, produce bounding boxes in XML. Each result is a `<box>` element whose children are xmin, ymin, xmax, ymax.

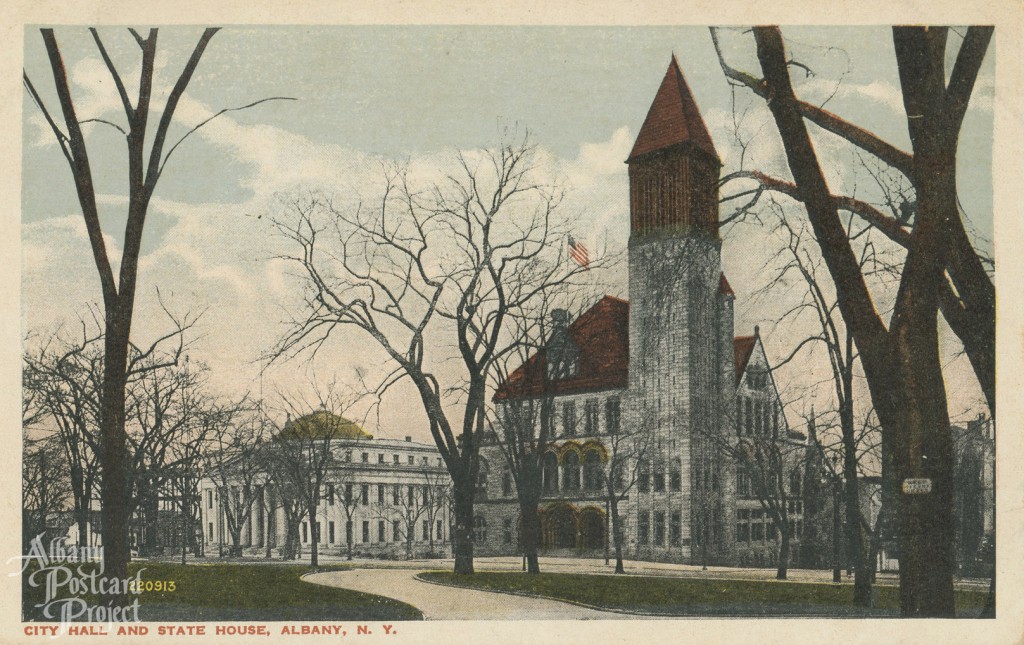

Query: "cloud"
<box><xmin>22</xmin><ymin>79</ymin><xmax>991</xmax><ymax>441</ymax></box>
<box><xmin>798</xmin><ymin>78</ymin><xmax>906</xmax><ymax>115</ymax></box>
<box><xmin>572</xmin><ymin>126</ymin><xmax>633</xmax><ymax>178</ymax></box>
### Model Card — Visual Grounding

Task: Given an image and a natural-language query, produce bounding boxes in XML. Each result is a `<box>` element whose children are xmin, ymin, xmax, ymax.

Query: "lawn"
<box><xmin>419</xmin><ymin>572</ymin><xmax>989</xmax><ymax>618</ymax></box>
<box><xmin>24</xmin><ymin>562</ymin><xmax>423</xmax><ymax>622</ymax></box>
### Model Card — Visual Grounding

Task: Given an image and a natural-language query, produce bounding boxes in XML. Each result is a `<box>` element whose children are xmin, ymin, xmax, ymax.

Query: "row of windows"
<box><xmin>506</xmin><ymin>398</ymin><xmax>622</xmax><ymax>437</ymax></box>
<box><xmin>344</xmin><ymin>452</ymin><xmax>444</xmax><ymax>467</ymax></box>
<box><xmin>299</xmin><ymin>519</ymin><xmax>446</xmax><ymax>545</ymax></box>
<box><xmin>205</xmin><ymin>482</ymin><xmax>445</xmax><ymax>510</ymax></box>
<box><xmin>638</xmin><ymin>461</ymin><xmax>686</xmax><ymax>494</ymax></box>
<box><xmin>559</xmin><ymin>397</ymin><xmax>621</xmax><ymax>436</ymax></box>
<box><xmin>735</xmin><ymin>509</ymin><xmax>803</xmax><ymax>543</ymax></box>
<box><xmin>736</xmin><ymin>469</ymin><xmax>803</xmax><ymax>499</ymax></box>
<box><xmin>636</xmin><ymin>510</ymin><xmax>684</xmax><ymax>547</ymax></box>
<box><xmin>737</xmin><ymin>395</ymin><xmax>779</xmax><ymax>438</ymax></box>
<box><xmin>329</xmin><ymin>483</ymin><xmax>445</xmax><ymax>508</ymax></box>
<box><xmin>540</xmin><ymin>452</ymin><xmax>605</xmax><ymax>493</ymax></box>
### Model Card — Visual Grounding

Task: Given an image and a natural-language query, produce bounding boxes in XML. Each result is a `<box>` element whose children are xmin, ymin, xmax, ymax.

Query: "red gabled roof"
<box><xmin>495</xmin><ymin>295</ymin><xmax>757</xmax><ymax>400</ymax></box>
<box><xmin>627</xmin><ymin>55</ymin><xmax>720</xmax><ymax>164</ymax></box>
<box><xmin>733</xmin><ymin>335</ymin><xmax>756</xmax><ymax>386</ymax></box>
<box><xmin>718</xmin><ymin>272</ymin><xmax>734</xmax><ymax>296</ymax></box>
<box><xmin>495</xmin><ymin>296</ymin><xmax>630</xmax><ymax>400</ymax></box>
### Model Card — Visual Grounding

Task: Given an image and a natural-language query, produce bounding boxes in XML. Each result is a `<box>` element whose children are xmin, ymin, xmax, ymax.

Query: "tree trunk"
<box><xmin>99</xmin><ymin>313</ymin><xmax>131</xmax><ymax>591</ymax></box>
<box><xmin>840</xmin><ymin>394</ymin><xmax>872</xmax><ymax>606</ymax></box>
<box><xmin>309</xmin><ymin>500</ymin><xmax>319</xmax><ymax>567</ymax></box>
<box><xmin>752</xmin><ymin>26</ymin><xmax>965</xmax><ymax>617</ymax></box>
<box><xmin>76</xmin><ymin>507</ymin><xmax>90</xmax><ymax>550</ymax></box>
<box><xmin>265</xmin><ymin>501</ymin><xmax>274</xmax><ymax>559</ymax></box>
<box><xmin>181</xmin><ymin>481</ymin><xmax>189</xmax><ymax>566</ymax></box>
<box><xmin>609</xmin><ymin>496</ymin><xmax>625</xmax><ymax>574</ymax></box>
<box><xmin>887</xmin><ymin>356</ymin><xmax>957</xmax><ymax>616</ymax></box>
<box><xmin>228</xmin><ymin>523</ymin><xmax>242</xmax><ymax>557</ymax></box>
<box><xmin>346</xmin><ymin>518</ymin><xmax>353</xmax><ymax>560</ymax></box>
<box><xmin>452</xmin><ymin>484</ymin><xmax>475</xmax><ymax>574</ymax></box>
<box><xmin>284</xmin><ymin>518</ymin><xmax>299</xmax><ymax>560</ymax></box>
<box><xmin>519</xmin><ymin>498</ymin><xmax>541</xmax><ymax>574</ymax></box>
<box><xmin>141</xmin><ymin>481</ymin><xmax>162</xmax><ymax>556</ymax></box>
<box><xmin>776</xmin><ymin>531</ymin><xmax>790</xmax><ymax>580</ymax></box>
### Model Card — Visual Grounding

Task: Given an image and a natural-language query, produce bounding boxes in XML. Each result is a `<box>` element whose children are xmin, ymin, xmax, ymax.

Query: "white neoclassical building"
<box><xmin>199</xmin><ymin>415</ymin><xmax>452</xmax><ymax>560</ymax></box>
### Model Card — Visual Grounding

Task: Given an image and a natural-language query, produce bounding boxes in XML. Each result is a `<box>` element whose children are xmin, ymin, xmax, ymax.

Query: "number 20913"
<box><xmin>131</xmin><ymin>580</ymin><xmax>177</xmax><ymax>593</ymax></box>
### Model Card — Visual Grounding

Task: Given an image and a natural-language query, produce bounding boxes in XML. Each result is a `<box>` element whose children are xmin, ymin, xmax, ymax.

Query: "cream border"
<box><xmin>3</xmin><ymin>2</ymin><xmax>1022</xmax><ymax>643</ymax></box>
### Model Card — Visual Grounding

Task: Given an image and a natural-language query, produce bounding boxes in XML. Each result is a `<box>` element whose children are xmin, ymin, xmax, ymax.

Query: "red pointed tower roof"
<box><xmin>627</xmin><ymin>55</ymin><xmax>719</xmax><ymax>164</ymax></box>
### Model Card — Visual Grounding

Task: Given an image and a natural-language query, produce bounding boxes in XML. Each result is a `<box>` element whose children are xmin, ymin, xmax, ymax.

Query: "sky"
<box><xmin>21</xmin><ymin>26</ymin><xmax>995</xmax><ymax>442</ymax></box>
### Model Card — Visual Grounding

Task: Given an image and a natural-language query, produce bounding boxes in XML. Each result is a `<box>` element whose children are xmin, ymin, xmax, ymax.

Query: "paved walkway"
<box><xmin>282</xmin><ymin>555</ymin><xmax>987</xmax><ymax>591</ymax></box>
<box><xmin>305</xmin><ymin>569</ymin><xmax>642</xmax><ymax>620</ymax></box>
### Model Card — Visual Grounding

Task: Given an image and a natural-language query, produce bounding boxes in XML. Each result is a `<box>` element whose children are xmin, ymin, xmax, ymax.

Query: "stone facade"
<box><xmin>475</xmin><ymin>56</ymin><xmax>803</xmax><ymax>568</ymax></box>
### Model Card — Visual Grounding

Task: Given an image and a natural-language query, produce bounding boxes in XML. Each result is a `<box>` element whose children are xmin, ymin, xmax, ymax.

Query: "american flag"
<box><xmin>568</xmin><ymin>235</ymin><xmax>589</xmax><ymax>269</ymax></box>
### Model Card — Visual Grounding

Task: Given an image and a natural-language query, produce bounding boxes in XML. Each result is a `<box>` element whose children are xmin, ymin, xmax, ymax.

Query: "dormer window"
<box><xmin>747</xmin><ymin>368</ymin><xmax>769</xmax><ymax>390</ymax></box>
<box><xmin>547</xmin><ymin>309</ymin><xmax>579</xmax><ymax>380</ymax></box>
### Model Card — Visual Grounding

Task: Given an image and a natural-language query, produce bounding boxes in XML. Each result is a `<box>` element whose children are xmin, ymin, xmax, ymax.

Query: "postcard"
<box><xmin>5</xmin><ymin>2</ymin><xmax>1023</xmax><ymax>643</ymax></box>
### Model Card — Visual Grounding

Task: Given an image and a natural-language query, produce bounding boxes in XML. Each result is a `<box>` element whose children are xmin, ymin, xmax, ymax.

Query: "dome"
<box><xmin>277</xmin><ymin>410</ymin><xmax>372</xmax><ymax>440</ymax></box>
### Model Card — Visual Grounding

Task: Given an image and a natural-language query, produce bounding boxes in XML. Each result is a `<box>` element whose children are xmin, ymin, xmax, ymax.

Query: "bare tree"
<box><xmin>271</xmin><ymin>132</ymin><xmax>600</xmax><ymax>573</ymax></box>
<box><xmin>601</xmin><ymin>408</ymin><xmax>651</xmax><ymax>574</ymax></box>
<box><xmin>165</xmin><ymin>408</ymin><xmax>211</xmax><ymax>565</ymax></box>
<box><xmin>387</xmin><ymin>484</ymin><xmax>428</xmax><ymax>559</ymax></box>
<box><xmin>22</xmin><ymin>434</ymin><xmax>72</xmax><ymax>550</ymax></box>
<box><xmin>204</xmin><ymin>399</ymin><xmax>266</xmax><ymax>557</ymax></box>
<box><xmin>269</xmin><ymin>378</ymin><xmax>362</xmax><ymax>567</ymax></box>
<box><xmin>23</xmin><ymin>307</ymin><xmax>199</xmax><ymax>553</ymax></box>
<box><xmin>712</xmin><ymin>27</ymin><xmax>995</xmax><ymax>420</ymax></box>
<box><xmin>421</xmin><ymin>466</ymin><xmax>452</xmax><ymax>556</ymax></box>
<box><xmin>758</xmin><ymin>212</ymin><xmax>894</xmax><ymax>604</ymax></box>
<box><xmin>126</xmin><ymin>347</ymin><xmax>207</xmax><ymax>556</ymax></box>
<box><xmin>702</xmin><ymin>403</ymin><xmax>802</xmax><ymax>581</ymax></box>
<box><xmin>335</xmin><ymin>469</ymin><xmax>363</xmax><ymax>561</ymax></box>
<box><xmin>262</xmin><ymin>451</ymin><xmax>305</xmax><ymax>561</ymax></box>
<box><xmin>24</xmin><ymin>27</ymin><xmax>292</xmax><ymax>580</ymax></box>
<box><xmin>713</xmin><ymin>25</ymin><xmax>992</xmax><ymax>616</ymax></box>
<box><xmin>23</xmin><ymin>322</ymin><xmax>103</xmax><ymax>549</ymax></box>
<box><xmin>490</xmin><ymin>289</ymin><xmax>596</xmax><ymax>574</ymax></box>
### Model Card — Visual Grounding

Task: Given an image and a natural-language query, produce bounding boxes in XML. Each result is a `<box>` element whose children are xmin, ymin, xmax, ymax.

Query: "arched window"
<box><xmin>542</xmin><ymin>452</ymin><xmax>559</xmax><ymax>493</ymax></box>
<box><xmin>562</xmin><ymin>451</ymin><xmax>581</xmax><ymax>491</ymax></box>
<box><xmin>583</xmin><ymin>450</ymin><xmax>604</xmax><ymax>491</ymax></box>
<box><xmin>790</xmin><ymin>469</ymin><xmax>802</xmax><ymax>497</ymax></box>
<box><xmin>473</xmin><ymin>516</ymin><xmax>487</xmax><ymax>543</ymax></box>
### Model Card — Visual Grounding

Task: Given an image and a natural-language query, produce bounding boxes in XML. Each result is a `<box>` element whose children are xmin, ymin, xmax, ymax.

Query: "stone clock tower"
<box><xmin>626</xmin><ymin>55</ymin><xmax>732</xmax><ymax>559</ymax></box>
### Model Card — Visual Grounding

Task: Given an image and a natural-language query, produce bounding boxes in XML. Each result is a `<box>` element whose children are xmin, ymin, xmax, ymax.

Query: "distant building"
<box><xmin>952</xmin><ymin>414</ymin><xmax>995</xmax><ymax>575</ymax></box>
<box><xmin>855</xmin><ymin>414</ymin><xmax>995</xmax><ymax>575</ymax></box>
<box><xmin>199</xmin><ymin>414</ymin><xmax>452</xmax><ymax>559</ymax></box>
<box><xmin>475</xmin><ymin>57</ymin><xmax>803</xmax><ymax>567</ymax></box>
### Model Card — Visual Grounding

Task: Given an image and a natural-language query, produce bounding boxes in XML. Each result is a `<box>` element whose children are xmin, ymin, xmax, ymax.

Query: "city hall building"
<box><xmin>474</xmin><ymin>57</ymin><xmax>805</xmax><ymax>567</ymax></box>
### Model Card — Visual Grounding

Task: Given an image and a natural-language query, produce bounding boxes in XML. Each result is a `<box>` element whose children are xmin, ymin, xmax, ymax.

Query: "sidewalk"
<box><xmin>305</xmin><ymin>569</ymin><xmax>641</xmax><ymax>620</ymax></box>
<box><xmin>291</xmin><ymin>554</ymin><xmax>988</xmax><ymax>591</ymax></box>
<box><xmin>148</xmin><ymin>553</ymin><xmax>990</xmax><ymax>591</ymax></box>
